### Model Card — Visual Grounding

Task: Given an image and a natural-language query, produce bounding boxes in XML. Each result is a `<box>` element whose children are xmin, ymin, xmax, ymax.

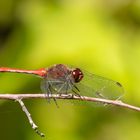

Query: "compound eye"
<box><xmin>72</xmin><ymin>68</ymin><xmax>83</xmax><ymax>83</ymax></box>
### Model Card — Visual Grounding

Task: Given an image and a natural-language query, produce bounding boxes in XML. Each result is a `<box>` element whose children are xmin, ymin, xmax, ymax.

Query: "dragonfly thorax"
<box><xmin>46</xmin><ymin>64</ymin><xmax>75</xmax><ymax>93</ymax></box>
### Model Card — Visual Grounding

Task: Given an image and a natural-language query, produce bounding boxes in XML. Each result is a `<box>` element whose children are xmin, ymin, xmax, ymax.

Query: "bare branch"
<box><xmin>0</xmin><ymin>93</ymin><xmax>140</xmax><ymax>137</ymax></box>
<box><xmin>16</xmin><ymin>99</ymin><xmax>45</xmax><ymax>137</ymax></box>
<box><xmin>0</xmin><ymin>93</ymin><xmax>139</xmax><ymax>112</ymax></box>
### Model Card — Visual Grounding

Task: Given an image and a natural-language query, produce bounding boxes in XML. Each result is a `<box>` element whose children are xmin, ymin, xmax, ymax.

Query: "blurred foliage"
<box><xmin>0</xmin><ymin>0</ymin><xmax>140</xmax><ymax>140</ymax></box>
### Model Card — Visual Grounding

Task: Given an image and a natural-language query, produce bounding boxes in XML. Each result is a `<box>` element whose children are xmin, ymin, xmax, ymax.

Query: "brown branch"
<box><xmin>0</xmin><ymin>93</ymin><xmax>140</xmax><ymax>137</ymax></box>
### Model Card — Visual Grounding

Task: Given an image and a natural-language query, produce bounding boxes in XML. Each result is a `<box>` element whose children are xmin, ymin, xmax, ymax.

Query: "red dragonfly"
<box><xmin>0</xmin><ymin>64</ymin><xmax>124</xmax><ymax>102</ymax></box>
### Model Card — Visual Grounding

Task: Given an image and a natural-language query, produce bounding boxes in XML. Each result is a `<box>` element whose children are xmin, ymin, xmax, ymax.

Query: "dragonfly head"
<box><xmin>72</xmin><ymin>68</ymin><xmax>84</xmax><ymax>83</ymax></box>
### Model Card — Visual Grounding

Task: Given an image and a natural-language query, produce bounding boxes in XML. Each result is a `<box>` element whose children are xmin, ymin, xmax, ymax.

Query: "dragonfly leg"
<box><xmin>72</xmin><ymin>89</ymin><xmax>80</xmax><ymax>97</ymax></box>
<box><xmin>69</xmin><ymin>80</ymin><xmax>81</xmax><ymax>96</ymax></box>
<box><xmin>41</xmin><ymin>80</ymin><xmax>51</xmax><ymax>103</ymax></box>
<box><xmin>48</xmin><ymin>83</ymin><xmax>59</xmax><ymax>108</ymax></box>
<box><xmin>52</xmin><ymin>97</ymin><xmax>59</xmax><ymax>108</ymax></box>
<box><xmin>46</xmin><ymin>84</ymin><xmax>52</xmax><ymax>103</ymax></box>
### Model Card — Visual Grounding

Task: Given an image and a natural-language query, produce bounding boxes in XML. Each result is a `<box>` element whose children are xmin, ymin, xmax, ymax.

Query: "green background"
<box><xmin>0</xmin><ymin>0</ymin><xmax>140</xmax><ymax>140</ymax></box>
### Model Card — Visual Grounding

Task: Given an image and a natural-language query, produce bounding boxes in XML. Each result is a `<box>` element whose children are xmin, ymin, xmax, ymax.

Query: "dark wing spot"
<box><xmin>116</xmin><ymin>82</ymin><xmax>122</xmax><ymax>87</ymax></box>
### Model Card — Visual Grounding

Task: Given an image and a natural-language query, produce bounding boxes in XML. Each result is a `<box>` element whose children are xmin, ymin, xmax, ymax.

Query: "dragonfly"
<box><xmin>0</xmin><ymin>64</ymin><xmax>124</xmax><ymax>103</ymax></box>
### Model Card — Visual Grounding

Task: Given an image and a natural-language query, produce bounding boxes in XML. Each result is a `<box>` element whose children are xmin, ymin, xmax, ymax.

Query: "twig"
<box><xmin>0</xmin><ymin>93</ymin><xmax>139</xmax><ymax>111</ymax></box>
<box><xmin>16</xmin><ymin>99</ymin><xmax>45</xmax><ymax>137</ymax></box>
<box><xmin>0</xmin><ymin>93</ymin><xmax>140</xmax><ymax>137</ymax></box>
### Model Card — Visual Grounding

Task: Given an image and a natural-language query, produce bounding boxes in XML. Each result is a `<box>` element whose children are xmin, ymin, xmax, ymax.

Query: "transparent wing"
<box><xmin>75</xmin><ymin>70</ymin><xmax>124</xmax><ymax>100</ymax></box>
<box><xmin>41</xmin><ymin>78</ymin><xmax>73</xmax><ymax>94</ymax></box>
<box><xmin>40</xmin><ymin>78</ymin><xmax>49</xmax><ymax>94</ymax></box>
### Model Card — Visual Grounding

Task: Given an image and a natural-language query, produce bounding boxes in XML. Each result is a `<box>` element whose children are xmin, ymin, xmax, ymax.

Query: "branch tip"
<box><xmin>17</xmin><ymin>98</ymin><xmax>44</xmax><ymax>137</ymax></box>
